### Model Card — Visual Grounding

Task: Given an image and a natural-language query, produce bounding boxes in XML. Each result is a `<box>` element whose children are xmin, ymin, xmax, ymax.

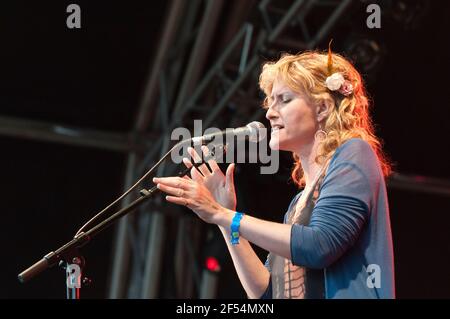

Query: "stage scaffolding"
<box><xmin>3</xmin><ymin>0</ymin><xmax>448</xmax><ymax>299</ymax></box>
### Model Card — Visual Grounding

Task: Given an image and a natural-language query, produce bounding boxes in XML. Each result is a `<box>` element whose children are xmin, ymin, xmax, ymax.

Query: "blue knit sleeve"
<box><xmin>290</xmin><ymin>139</ymin><xmax>382</xmax><ymax>269</ymax></box>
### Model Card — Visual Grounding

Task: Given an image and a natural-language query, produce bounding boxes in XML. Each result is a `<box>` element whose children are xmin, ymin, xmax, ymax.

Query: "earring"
<box><xmin>315</xmin><ymin>123</ymin><xmax>327</xmax><ymax>140</ymax></box>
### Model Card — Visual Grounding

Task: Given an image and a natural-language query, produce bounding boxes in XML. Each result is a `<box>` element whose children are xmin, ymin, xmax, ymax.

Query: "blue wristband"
<box><xmin>230</xmin><ymin>212</ymin><xmax>244</xmax><ymax>245</ymax></box>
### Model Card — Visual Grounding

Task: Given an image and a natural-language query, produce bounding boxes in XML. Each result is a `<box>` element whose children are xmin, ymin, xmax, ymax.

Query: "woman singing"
<box><xmin>153</xmin><ymin>46</ymin><xmax>395</xmax><ymax>299</ymax></box>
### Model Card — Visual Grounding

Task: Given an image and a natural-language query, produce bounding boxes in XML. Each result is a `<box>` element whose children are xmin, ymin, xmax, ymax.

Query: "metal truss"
<box><xmin>2</xmin><ymin>0</ymin><xmax>448</xmax><ymax>299</ymax></box>
<box><xmin>108</xmin><ymin>0</ymin><xmax>358</xmax><ymax>299</ymax></box>
<box><xmin>0</xmin><ymin>115</ymin><xmax>152</xmax><ymax>152</ymax></box>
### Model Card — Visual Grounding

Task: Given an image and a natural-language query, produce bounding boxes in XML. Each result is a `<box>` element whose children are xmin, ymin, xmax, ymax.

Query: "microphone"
<box><xmin>191</xmin><ymin>121</ymin><xmax>266</xmax><ymax>145</ymax></box>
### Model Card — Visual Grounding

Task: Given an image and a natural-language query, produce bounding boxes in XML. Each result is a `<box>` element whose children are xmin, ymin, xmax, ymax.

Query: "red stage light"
<box><xmin>205</xmin><ymin>256</ymin><xmax>221</xmax><ymax>272</ymax></box>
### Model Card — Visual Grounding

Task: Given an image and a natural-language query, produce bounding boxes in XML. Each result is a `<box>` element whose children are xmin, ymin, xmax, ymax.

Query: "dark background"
<box><xmin>1</xmin><ymin>1</ymin><xmax>449</xmax><ymax>298</ymax></box>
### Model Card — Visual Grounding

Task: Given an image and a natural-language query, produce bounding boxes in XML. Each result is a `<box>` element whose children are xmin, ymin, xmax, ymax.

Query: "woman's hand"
<box><xmin>153</xmin><ymin>175</ymin><xmax>225</xmax><ymax>224</ymax></box>
<box><xmin>183</xmin><ymin>146</ymin><xmax>237</xmax><ymax>211</ymax></box>
<box><xmin>153</xmin><ymin>145</ymin><xmax>237</xmax><ymax>224</ymax></box>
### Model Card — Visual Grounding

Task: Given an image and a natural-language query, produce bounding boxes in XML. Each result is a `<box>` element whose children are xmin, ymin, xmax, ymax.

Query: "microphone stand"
<box><xmin>17</xmin><ymin>143</ymin><xmax>226</xmax><ymax>299</ymax></box>
<box><xmin>17</xmin><ymin>176</ymin><xmax>165</xmax><ymax>299</ymax></box>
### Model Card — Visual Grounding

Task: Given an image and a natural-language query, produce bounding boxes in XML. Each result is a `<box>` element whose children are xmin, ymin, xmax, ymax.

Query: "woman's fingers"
<box><xmin>165</xmin><ymin>195</ymin><xmax>190</xmax><ymax>207</ymax></box>
<box><xmin>182</xmin><ymin>157</ymin><xmax>193</xmax><ymax>169</ymax></box>
<box><xmin>182</xmin><ymin>158</ymin><xmax>195</xmax><ymax>180</ymax></box>
<box><xmin>153</xmin><ymin>177</ymin><xmax>190</xmax><ymax>189</ymax></box>
<box><xmin>182</xmin><ymin>156</ymin><xmax>205</xmax><ymax>182</ymax></box>
<box><xmin>156</xmin><ymin>183</ymin><xmax>185</xmax><ymax>197</ymax></box>
<box><xmin>226</xmin><ymin>163</ymin><xmax>235</xmax><ymax>188</ymax></box>
<box><xmin>188</xmin><ymin>147</ymin><xmax>211</xmax><ymax>177</ymax></box>
<box><xmin>190</xmin><ymin>165</ymin><xmax>204</xmax><ymax>181</ymax></box>
<box><xmin>201</xmin><ymin>145</ymin><xmax>221</xmax><ymax>174</ymax></box>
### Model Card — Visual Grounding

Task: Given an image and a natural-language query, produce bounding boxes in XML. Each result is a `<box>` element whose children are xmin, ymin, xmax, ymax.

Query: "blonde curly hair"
<box><xmin>259</xmin><ymin>51</ymin><xmax>392</xmax><ymax>187</ymax></box>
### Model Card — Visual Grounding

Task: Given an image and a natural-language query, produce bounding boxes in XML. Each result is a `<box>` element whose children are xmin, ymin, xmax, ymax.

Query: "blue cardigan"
<box><xmin>262</xmin><ymin>138</ymin><xmax>395</xmax><ymax>299</ymax></box>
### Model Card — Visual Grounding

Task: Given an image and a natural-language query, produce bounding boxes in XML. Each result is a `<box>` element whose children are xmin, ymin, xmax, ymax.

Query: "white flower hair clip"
<box><xmin>325</xmin><ymin>72</ymin><xmax>354</xmax><ymax>96</ymax></box>
<box><xmin>326</xmin><ymin>40</ymin><xmax>354</xmax><ymax>97</ymax></box>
